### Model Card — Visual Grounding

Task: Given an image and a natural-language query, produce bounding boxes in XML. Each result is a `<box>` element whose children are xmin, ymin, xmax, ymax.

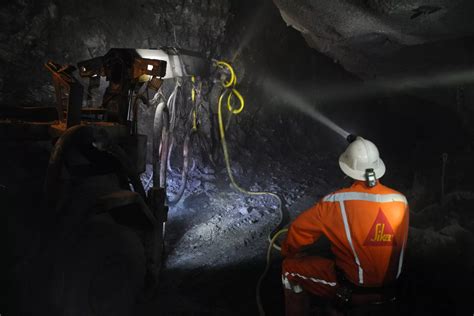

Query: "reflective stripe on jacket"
<box><xmin>281</xmin><ymin>181</ymin><xmax>409</xmax><ymax>287</ymax></box>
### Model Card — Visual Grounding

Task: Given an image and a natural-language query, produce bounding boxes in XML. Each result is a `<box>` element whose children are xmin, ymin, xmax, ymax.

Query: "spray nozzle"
<box><xmin>346</xmin><ymin>134</ymin><xmax>358</xmax><ymax>143</ymax></box>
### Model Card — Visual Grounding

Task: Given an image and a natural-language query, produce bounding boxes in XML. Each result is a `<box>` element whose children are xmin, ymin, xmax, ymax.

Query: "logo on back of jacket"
<box><xmin>364</xmin><ymin>208</ymin><xmax>397</xmax><ymax>246</ymax></box>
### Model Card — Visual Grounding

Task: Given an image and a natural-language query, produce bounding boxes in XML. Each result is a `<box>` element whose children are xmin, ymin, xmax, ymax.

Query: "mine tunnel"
<box><xmin>1</xmin><ymin>0</ymin><xmax>474</xmax><ymax>315</ymax></box>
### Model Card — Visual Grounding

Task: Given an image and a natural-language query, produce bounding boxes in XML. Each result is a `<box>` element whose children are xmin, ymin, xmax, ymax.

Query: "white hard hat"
<box><xmin>338</xmin><ymin>136</ymin><xmax>386</xmax><ymax>181</ymax></box>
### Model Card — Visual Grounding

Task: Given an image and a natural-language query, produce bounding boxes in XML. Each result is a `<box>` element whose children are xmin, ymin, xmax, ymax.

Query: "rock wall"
<box><xmin>1</xmin><ymin>0</ymin><xmax>472</xmax><ymax>204</ymax></box>
<box><xmin>0</xmin><ymin>0</ymin><xmax>230</xmax><ymax>106</ymax></box>
<box><xmin>273</xmin><ymin>0</ymin><xmax>474</xmax><ymax>77</ymax></box>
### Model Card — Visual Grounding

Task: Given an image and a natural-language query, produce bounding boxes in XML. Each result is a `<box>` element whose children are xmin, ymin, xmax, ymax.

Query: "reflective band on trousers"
<box><xmin>323</xmin><ymin>191</ymin><xmax>408</xmax><ymax>284</ymax></box>
<box><xmin>282</xmin><ymin>275</ymin><xmax>303</xmax><ymax>293</ymax></box>
<box><xmin>282</xmin><ymin>272</ymin><xmax>337</xmax><ymax>293</ymax></box>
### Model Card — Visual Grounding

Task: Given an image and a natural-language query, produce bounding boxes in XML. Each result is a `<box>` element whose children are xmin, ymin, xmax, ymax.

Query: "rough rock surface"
<box><xmin>0</xmin><ymin>0</ymin><xmax>230</xmax><ymax>106</ymax></box>
<box><xmin>273</xmin><ymin>0</ymin><xmax>474</xmax><ymax>77</ymax></box>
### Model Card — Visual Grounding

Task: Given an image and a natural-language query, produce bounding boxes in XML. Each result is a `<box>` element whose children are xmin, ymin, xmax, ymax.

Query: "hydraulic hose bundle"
<box><xmin>165</xmin><ymin>78</ymin><xmax>193</xmax><ymax>206</ymax></box>
<box><xmin>151</xmin><ymin>60</ymin><xmax>290</xmax><ymax>315</ymax></box>
<box><xmin>155</xmin><ymin>75</ymin><xmax>210</xmax><ymax>206</ymax></box>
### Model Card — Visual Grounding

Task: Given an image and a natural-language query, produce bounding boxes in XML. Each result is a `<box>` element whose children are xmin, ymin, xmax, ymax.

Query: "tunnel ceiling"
<box><xmin>0</xmin><ymin>0</ymin><xmax>230</xmax><ymax>106</ymax></box>
<box><xmin>272</xmin><ymin>0</ymin><xmax>474</xmax><ymax>78</ymax></box>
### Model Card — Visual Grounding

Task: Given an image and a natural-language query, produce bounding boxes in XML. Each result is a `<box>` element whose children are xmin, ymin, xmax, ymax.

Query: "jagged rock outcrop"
<box><xmin>273</xmin><ymin>0</ymin><xmax>474</xmax><ymax>77</ymax></box>
<box><xmin>0</xmin><ymin>0</ymin><xmax>230</xmax><ymax>106</ymax></box>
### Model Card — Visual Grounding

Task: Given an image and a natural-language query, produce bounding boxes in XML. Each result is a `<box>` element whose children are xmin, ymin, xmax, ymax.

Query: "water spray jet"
<box><xmin>263</xmin><ymin>78</ymin><xmax>351</xmax><ymax>140</ymax></box>
<box><xmin>307</xmin><ymin>67</ymin><xmax>474</xmax><ymax>104</ymax></box>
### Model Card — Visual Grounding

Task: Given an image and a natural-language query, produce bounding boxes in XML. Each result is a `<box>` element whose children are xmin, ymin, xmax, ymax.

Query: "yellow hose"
<box><xmin>191</xmin><ymin>75</ymin><xmax>202</xmax><ymax>131</ymax></box>
<box><xmin>216</xmin><ymin>60</ymin><xmax>237</xmax><ymax>88</ymax></box>
<box><xmin>256</xmin><ymin>228</ymin><xmax>288</xmax><ymax>316</ymax></box>
<box><xmin>227</xmin><ymin>88</ymin><xmax>245</xmax><ymax>114</ymax></box>
<box><xmin>215</xmin><ymin>60</ymin><xmax>288</xmax><ymax>316</ymax></box>
<box><xmin>191</xmin><ymin>75</ymin><xmax>196</xmax><ymax>102</ymax></box>
<box><xmin>216</xmin><ymin>61</ymin><xmax>280</xmax><ymax>205</ymax></box>
<box><xmin>192</xmin><ymin>109</ymin><xmax>197</xmax><ymax>131</ymax></box>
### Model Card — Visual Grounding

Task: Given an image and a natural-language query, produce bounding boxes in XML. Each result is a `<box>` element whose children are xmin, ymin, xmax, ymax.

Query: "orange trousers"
<box><xmin>282</xmin><ymin>256</ymin><xmax>339</xmax><ymax>298</ymax></box>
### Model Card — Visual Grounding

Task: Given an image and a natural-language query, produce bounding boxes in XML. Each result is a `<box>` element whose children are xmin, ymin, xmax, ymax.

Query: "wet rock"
<box><xmin>0</xmin><ymin>0</ymin><xmax>231</xmax><ymax>106</ymax></box>
<box><xmin>203</xmin><ymin>181</ymin><xmax>217</xmax><ymax>192</ymax></box>
<box><xmin>187</xmin><ymin>179</ymin><xmax>201</xmax><ymax>189</ymax></box>
<box><xmin>202</xmin><ymin>166</ymin><xmax>215</xmax><ymax>174</ymax></box>
<box><xmin>230</xmin><ymin>162</ymin><xmax>243</xmax><ymax>176</ymax></box>
<box><xmin>201</xmin><ymin>173</ymin><xmax>216</xmax><ymax>181</ymax></box>
<box><xmin>273</xmin><ymin>0</ymin><xmax>474</xmax><ymax>77</ymax></box>
<box><xmin>238</xmin><ymin>207</ymin><xmax>249</xmax><ymax>216</ymax></box>
<box><xmin>407</xmin><ymin>227</ymin><xmax>457</xmax><ymax>261</ymax></box>
<box><xmin>249</xmin><ymin>183</ymin><xmax>262</xmax><ymax>191</ymax></box>
<box><xmin>183</xmin><ymin>192</ymin><xmax>210</xmax><ymax>208</ymax></box>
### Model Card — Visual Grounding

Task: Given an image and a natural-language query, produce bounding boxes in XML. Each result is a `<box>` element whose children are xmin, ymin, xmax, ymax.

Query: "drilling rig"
<box><xmin>1</xmin><ymin>47</ymin><xmax>209</xmax><ymax>315</ymax></box>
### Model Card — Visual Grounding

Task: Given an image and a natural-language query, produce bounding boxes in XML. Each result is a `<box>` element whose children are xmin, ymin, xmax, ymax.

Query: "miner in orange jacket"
<box><xmin>281</xmin><ymin>136</ymin><xmax>409</xmax><ymax>315</ymax></box>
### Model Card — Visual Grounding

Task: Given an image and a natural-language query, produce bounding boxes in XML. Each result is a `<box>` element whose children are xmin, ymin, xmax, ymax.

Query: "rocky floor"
<box><xmin>3</xmin><ymin>138</ymin><xmax>473</xmax><ymax>315</ymax></box>
<box><xmin>136</xmin><ymin>150</ymin><xmax>342</xmax><ymax>315</ymax></box>
<box><xmin>135</xmin><ymin>147</ymin><xmax>474</xmax><ymax>315</ymax></box>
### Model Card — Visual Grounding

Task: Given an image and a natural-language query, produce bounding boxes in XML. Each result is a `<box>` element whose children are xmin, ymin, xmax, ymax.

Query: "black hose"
<box><xmin>167</xmin><ymin>130</ymin><xmax>196</xmax><ymax>205</ymax></box>
<box><xmin>152</xmin><ymin>101</ymin><xmax>169</xmax><ymax>189</ymax></box>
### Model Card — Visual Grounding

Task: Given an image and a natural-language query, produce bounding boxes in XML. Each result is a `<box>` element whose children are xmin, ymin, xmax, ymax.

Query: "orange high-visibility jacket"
<box><xmin>282</xmin><ymin>181</ymin><xmax>409</xmax><ymax>287</ymax></box>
